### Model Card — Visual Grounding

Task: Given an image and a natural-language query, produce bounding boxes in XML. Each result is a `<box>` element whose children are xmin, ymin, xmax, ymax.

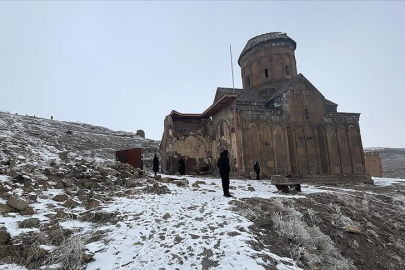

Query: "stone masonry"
<box><xmin>160</xmin><ymin>32</ymin><xmax>369</xmax><ymax>184</ymax></box>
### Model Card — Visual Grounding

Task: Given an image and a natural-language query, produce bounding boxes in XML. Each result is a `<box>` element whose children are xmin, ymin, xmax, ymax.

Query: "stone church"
<box><xmin>160</xmin><ymin>32</ymin><xmax>368</xmax><ymax>183</ymax></box>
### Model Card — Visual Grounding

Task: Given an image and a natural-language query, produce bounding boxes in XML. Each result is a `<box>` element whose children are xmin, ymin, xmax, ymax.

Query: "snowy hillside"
<box><xmin>0</xmin><ymin>111</ymin><xmax>404</xmax><ymax>270</ymax></box>
<box><xmin>0</xmin><ymin>111</ymin><xmax>159</xmax><ymax>163</ymax></box>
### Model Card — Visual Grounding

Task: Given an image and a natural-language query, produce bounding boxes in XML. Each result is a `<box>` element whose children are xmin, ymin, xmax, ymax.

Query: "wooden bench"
<box><xmin>271</xmin><ymin>175</ymin><xmax>302</xmax><ymax>193</ymax></box>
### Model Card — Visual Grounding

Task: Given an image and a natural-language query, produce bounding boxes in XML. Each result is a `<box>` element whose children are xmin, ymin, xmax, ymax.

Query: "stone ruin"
<box><xmin>136</xmin><ymin>129</ymin><xmax>145</xmax><ymax>138</ymax></box>
<box><xmin>364</xmin><ymin>151</ymin><xmax>383</xmax><ymax>177</ymax></box>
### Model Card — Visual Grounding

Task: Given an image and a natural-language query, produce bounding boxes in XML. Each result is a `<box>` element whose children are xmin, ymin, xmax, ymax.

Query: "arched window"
<box><xmin>285</xmin><ymin>65</ymin><xmax>291</xmax><ymax>75</ymax></box>
<box><xmin>220</xmin><ymin>123</ymin><xmax>224</xmax><ymax>137</ymax></box>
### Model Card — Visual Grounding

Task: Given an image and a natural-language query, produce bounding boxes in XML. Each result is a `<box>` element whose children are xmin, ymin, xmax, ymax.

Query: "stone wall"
<box><xmin>160</xmin><ymin>116</ymin><xmax>212</xmax><ymax>175</ymax></box>
<box><xmin>161</xmin><ymin>92</ymin><xmax>366</xmax><ymax>180</ymax></box>
<box><xmin>237</xmin><ymin>113</ymin><xmax>365</xmax><ymax>178</ymax></box>
<box><xmin>364</xmin><ymin>151</ymin><xmax>383</xmax><ymax>177</ymax></box>
<box><xmin>239</xmin><ymin>40</ymin><xmax>297</xmax><ymax>93</ymax></box>
<box><xmin>211</xmin><ymin>105</ymin><xmax>238</xmax><ymax>175</ymax></box>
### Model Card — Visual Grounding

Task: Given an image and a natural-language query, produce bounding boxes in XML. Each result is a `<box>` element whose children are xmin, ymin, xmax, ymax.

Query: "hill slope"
<box><xmin>0</xmin><ymin>111</ymin><xmax>160</xmax><ymax>164</ymax></box>
<box><xmin>0</xmin><ymin>111</ymin><xmax>404</xmax><ymax>270</ymax></box>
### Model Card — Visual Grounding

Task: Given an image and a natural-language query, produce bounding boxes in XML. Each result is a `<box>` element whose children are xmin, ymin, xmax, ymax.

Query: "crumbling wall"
<box><xmin>211</xmin><ymin>105</ymin><xmax>239</xmax><ymax>176</ymax></box>
<box><xmin>136</xmin><ymin>129</ymin><xmax>145</xmax><ymax>138</ymax></box>
<box><xmin>160</xmin><ymin>116</ymin><xmax>212</xmax><ymax>175</ymax></box>
<box><xmin>365</xmin><ymin>151</ymin><xmax>383</xmax><ymax>177</ymax></box>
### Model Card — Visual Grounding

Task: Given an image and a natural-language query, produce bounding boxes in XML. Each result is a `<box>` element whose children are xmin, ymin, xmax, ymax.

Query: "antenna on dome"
<box><xmin>230</xmin><ymin>45</ymin><xmax>235</xmax><ymax>93</ymax></box>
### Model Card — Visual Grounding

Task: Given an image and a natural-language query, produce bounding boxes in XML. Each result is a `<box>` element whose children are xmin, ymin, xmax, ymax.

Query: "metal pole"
<box><xmin>230</xmin><ymin>45</ymin><xmax>241</xmax><ymax>176</ymax></box>
<box><xmin>230</xmin><ymin>45</ymin><xmax>235</xmax><ymax>92</ymax></box>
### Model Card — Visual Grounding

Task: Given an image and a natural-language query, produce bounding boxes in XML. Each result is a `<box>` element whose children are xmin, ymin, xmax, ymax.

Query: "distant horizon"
<box><xmin>2</xmin><ymin>109</ymin><xmax>403</xmax><ymax>149</ymax></box>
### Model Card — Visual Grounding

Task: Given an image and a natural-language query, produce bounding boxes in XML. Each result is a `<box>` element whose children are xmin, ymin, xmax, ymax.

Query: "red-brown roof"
<box><xmin>170</xmin><ymin>93</ymin><xmax>239</xmax><ymax>119</ymax></box>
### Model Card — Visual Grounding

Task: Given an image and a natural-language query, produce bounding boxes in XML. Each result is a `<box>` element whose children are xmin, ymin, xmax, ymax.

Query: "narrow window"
<box><xmin>220</xmin><ymin>124</ymin><xmax>224</xmax><ymax>137</ymax></box>
<box><xmin>264</xmin><ymin>69</ymin><xmax>268</xmax><ymax>78</ymax></box>
<box><xmin>246</xmin><ymin>76</ymin><xmax>251</xmax><ymax>87</ymax></box>
<box><xmin>305</xmin><ymin>109</ymin><xmax>309</xmax><ymax>119</ymax></box>
<box><xmin>285</xmin><ymin>65</ymin><xmax>291</xmax><ymax>75</ymax></box>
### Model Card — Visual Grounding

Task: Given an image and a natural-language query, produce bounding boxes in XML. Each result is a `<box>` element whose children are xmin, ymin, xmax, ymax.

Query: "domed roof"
<box><xmin>238</xmin><ymin>32</ymin><xmax>296</xmax><ymax>64</ymax></box>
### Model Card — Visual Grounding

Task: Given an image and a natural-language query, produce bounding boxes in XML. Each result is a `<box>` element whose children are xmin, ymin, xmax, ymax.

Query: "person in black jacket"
<box><xmin>153</xmin><ymin>154</ymin><xmax>159</xmax><ymax>176</ymax></box>
<box><xmin>217</xmin><ymin>149</ymin><xmax>232</xmax><ymax>197</ymax></box>
<box><xmin>178</xmin><ymin>159</ymin><xmax>185</xmax><ymax>175</ymax></box>
<box><xmin>254</xmin><ymin>161</ymin><xmax>260</xmax><ymax>180</ymax></box>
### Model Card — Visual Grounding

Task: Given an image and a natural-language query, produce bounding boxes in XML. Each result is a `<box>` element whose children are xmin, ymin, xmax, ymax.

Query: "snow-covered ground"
<box><xmin>372</xmin><ymin>177</ymin><xmax>405</xmax><ymax>187</ymax></box>
<box><xmin>85</xmin><ymin>175</ymin><xmax>315</xmax><ymax>270</ymax></box>
<box><xmin>1</xmin><ymin>111</ymin><xmax>404</xmax><ymax>270</ymax></box>
<box><xmin>1</xmin><ymin>173</ymin><xmax>403</xmax><ymax>270</ymax></box>
<box><xmin>0</xmin><ymin>174</ymin><xmax>307</xmax><ymax>270</ymax></box>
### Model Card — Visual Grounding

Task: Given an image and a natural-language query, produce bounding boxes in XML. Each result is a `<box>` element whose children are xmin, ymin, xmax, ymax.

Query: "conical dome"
<box><xmin>238</xmin><ymin>32</ymin><xmax>296</xmax><ymax>65</ymax></box>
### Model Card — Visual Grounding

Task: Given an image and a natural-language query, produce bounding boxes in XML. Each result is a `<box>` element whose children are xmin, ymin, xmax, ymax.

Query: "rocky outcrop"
<box><xmin>0</xmin><ymin>145</ymin><xmax>171</xmax><ymax>269</ymax></box>
<box><xmin>0</xmin><ymin>227</ymin><xmax>10</xmax><ymax>244</ymax></box>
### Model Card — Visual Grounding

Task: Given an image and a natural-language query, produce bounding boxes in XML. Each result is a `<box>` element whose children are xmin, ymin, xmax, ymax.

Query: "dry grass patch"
<box><xmin>231</xmin><ymin>197</ymin><xmax>354</xmax><ymax>269</ymax></box>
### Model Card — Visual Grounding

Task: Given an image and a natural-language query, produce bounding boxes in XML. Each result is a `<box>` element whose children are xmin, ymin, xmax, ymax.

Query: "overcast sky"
<box><xmin>0</xmin><ymin>1</ymin><xmax>404</xmax><ymax>148</ymax></box>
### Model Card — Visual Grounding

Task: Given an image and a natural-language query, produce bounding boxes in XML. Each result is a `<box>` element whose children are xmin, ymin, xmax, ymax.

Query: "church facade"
<box><xmin>160</xmin><ymin>32</ymin><xmax>368</xmax><ymax>183</ymax></box>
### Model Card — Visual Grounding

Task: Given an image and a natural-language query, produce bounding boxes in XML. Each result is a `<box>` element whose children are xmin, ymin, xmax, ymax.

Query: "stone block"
<box><xmin>6</xmin><ymin>196</ymin><xmax>28</xmax><ymax>211</ymax></box>
<box><xmin>53</xmin><ymin>194</ymin><xmax>69</xmax><ymax>202</ymax></box>
<box><xmin>20</xmin><ymin>206</ymin><xmax>35</xmax><ymax>216</ymax></box>
<box><xmin>87</xmin><ymin>200</ymin><xmax>100</xmax><ymax>210</ymax></box>
<box><xmin>0</xmin><ymin>203</ymin><xmax>13</xmax><ymax>214</ymax></box>
<box><xmin>0</xmin><ymin>227</ymin><xmax>10</xmax><ymax>244</ymax></box>
<box><xmin>19</xmin><ymin>218</ymin><xmax>39</xmax><ymax>228</ymax></box>
<box><xmin>125</xmin><ymin>180</ymin><xmax>136</xmax><ymax>188</ymax></box>
<box><xmin>162</xmin><ymin>177</ymin><xmax>171</xmax><ymax>183</ymax></box>
<box><xmin>63</xmin><ymin>198</ymin><xmax>80</xmax><ymax>209</ymax></box>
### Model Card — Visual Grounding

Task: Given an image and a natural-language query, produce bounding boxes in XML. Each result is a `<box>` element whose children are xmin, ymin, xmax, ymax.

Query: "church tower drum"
<box><xmin>238</xmin><ymin>32</ymin><xmax>297</xmax><ymax>100</ymax></box>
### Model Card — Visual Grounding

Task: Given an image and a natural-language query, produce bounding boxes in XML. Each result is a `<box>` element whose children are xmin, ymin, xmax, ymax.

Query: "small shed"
<box><xmin>116</xmin><ymin>148</ymin><xmax>143</xmax><ymax>169</ymax></box>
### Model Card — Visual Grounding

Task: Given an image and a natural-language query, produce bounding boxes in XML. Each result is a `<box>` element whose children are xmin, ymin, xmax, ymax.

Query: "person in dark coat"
<box><xmin>141</xmin><ymin>155</ymin><xmax>144</xmax><ymax>170</ymax></box>
<box><xmin>254</xmin><ymin>161</ymin><xmax>261</xmax><ymax>180</ymax></box>
<box><xmin>217</xmin><ymin>149</ymin><xmax>232</xmax><ymax>197</ymax></box>
<box><xmin>153</xmin><ymin>154</ymin><xmax>159</xmax><ymax>176</ymax></box>
<box><xmin>178</xmin><ymin>159</ymin><xmax>185</xmax><ymax>175</ymax></box>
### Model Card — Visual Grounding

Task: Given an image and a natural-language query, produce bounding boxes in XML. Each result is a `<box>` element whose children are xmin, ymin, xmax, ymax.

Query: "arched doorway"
<box><xmin>178</xmin><ymin>159</ymin><xmax>185</xmax><ymax>175</ymax></box>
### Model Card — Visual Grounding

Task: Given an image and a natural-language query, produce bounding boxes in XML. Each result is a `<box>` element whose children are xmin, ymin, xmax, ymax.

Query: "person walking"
<box><xmin>254</xmin><ymin>161</ymin><xmax>261</xmax><ymax>180</ymax></box>
<box><xmin>217</xmin><ymin>149</ymin><xmax>232</xmax><ymax>197</ymax></box>
<box><xmin>153</xmin><ymin>154</ymin><xmax>159</xmax><ymax>176</ymax></box>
